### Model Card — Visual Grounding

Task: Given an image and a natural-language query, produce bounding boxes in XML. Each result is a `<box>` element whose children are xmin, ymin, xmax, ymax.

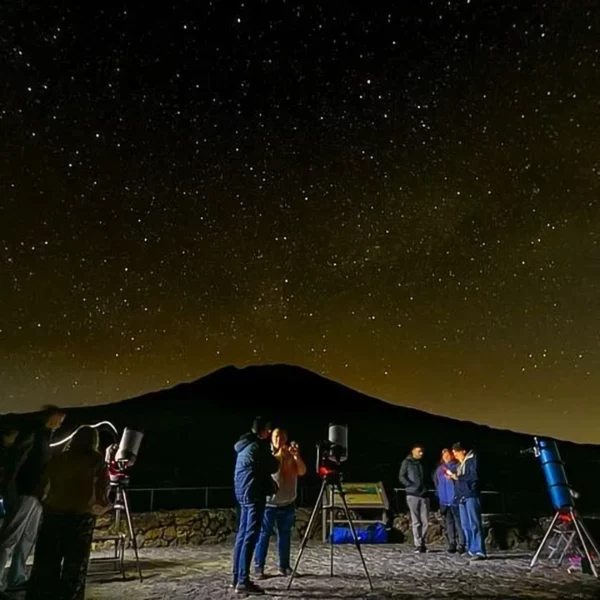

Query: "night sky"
<box><xmin>1</xmin><ymin>1</ymin><xmax>599</xmax><ymax>443</ymax></box>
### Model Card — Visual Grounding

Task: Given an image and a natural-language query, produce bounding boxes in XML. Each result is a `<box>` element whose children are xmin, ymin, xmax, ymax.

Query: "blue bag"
<box><xmin>331</xmin><ymin>522</ymin><xmax>388</xmax><ymax>544</ymax></box>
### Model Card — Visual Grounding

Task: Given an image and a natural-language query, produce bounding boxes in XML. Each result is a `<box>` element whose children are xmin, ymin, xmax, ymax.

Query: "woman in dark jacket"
<box><xmin>26</xmin><ymin>426</ymin><xmax>110</xmax><ymax>600</ymax></box>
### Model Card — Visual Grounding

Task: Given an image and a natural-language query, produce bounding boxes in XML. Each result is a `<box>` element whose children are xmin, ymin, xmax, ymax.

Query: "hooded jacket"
<box><xmin>434</xmin><ymin>461</ymin><xmax>458</xmax><ymax>506</ymax></box>
<box><xmin>399</xmin><ymin>455</ymin><xmax>427</xmax><ymax>497</ymax></box>
<box><xmin>454</xmin><ymin>450</ymin><xmax>479</xmax><ymax>501</ymax></box>
<box><xmin>233</xmin><ymin>432</ymin><xmax>279</xmax><ymax>505</ymax></box>
<box><xmin>42</xmin><ymin>450</ymin><xmax>110</xmax><ymax>516</ymax></box>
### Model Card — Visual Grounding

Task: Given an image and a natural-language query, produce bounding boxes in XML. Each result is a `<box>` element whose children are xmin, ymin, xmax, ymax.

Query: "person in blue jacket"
<box><xmin>433</xmin><ymin>449</ymin><xmax>465</xmax><ymax>554</ymax></box>
<box><xmin>232</xmin><ymin>417</ymin><xmax>279</xmax><ymax>595</ymax></box>
<box><xmin>448</xmin><ymin>442</ymin><xmax>486</xmax><ymax>561</ymax></box>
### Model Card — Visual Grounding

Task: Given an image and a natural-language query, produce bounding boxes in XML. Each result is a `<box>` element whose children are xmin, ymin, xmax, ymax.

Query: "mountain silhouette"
<box><xmin>3</xmin><ymin>364</ymin><xmax>599</xmax><ymax>513</ymax></box>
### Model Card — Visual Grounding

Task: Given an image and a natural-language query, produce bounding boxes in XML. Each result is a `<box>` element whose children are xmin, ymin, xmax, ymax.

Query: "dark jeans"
<box><xmin>26</xmin><ymin>512</ymin><xmax>96</xmax><ymax>600</ymax></box>
<box><xmin>440</xmin><ymin>505</ymin><xmax>465</xmax><ymax>550</ymax></box>
<box><xmin>254</xmin><ymin>504</ymin><xmax>295</xmax><ymax>573</ymax></box>
<box><xmin>459</xmin><ymin>497</ymin><xmax>486</xmax><ymax>557</ymax></box>
<box><xmin>232</xmin><ymin>502</ymin><xmax>265</xmax><ymax>586</ymax></box>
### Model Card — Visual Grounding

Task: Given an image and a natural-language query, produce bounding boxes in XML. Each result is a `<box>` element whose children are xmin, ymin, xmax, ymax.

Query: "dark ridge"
<box><xmin>2</xmin><ymin>364</ymin><xmax>599</xmax><ymax>514</ymax></box>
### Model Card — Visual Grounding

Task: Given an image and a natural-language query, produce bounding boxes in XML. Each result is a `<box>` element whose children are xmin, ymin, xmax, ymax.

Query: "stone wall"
<box><xmin>92</xmin><ymin>508</ymin><xmax>574</xmax><ymax>551</ymax></box>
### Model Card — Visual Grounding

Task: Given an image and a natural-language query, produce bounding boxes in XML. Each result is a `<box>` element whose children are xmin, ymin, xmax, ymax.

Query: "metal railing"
<box><xmin>126</xmin><ymin>484</ymin><xmax>510</xmax><ymax>514</ymax></box>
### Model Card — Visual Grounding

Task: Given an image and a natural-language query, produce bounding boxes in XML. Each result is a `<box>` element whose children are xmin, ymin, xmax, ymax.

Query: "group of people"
<box><xmin>232</xmin><ymin>417</ymin><xmax>307</xmax><ymax>595</ymax></box>
<box><xmin>400</xmin><ymin>442</ymin><xmax>486</xmax><ymax>560</ymax></box>
<box><xmin>0</xmin><ymin>406</ymin><xmax>112</xmax><ymax>600</ymax></box>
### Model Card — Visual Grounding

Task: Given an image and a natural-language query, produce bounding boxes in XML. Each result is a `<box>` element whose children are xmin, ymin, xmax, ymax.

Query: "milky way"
<box><xmin>1</xmin><ymin>1</ymin><xmax>599</xmax><ymax>442</ymax></box>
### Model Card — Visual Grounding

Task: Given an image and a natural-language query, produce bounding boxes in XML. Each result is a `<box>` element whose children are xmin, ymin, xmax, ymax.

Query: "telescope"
<box><xmin>526</xmin><ymin>437</ymin><xmax>599</xmax><ymax>577</ymax></box>
<box><xmin>523</xmin><ymin>437</ymin><xmax>578</xmax><ymax>511</ymax></box>
<box><xmin>106</xmin><ymin>427</ymin><xmax>144</xmax><ymax>484</ymax></box>
<box><xmin>316</xmin><ymin>423</ymin><xmax>348</xmax><ymax>479</ymax></box>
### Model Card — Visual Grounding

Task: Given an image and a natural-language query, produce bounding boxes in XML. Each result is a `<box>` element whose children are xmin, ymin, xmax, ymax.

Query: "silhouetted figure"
<box><xmin>400</xmin><ymin>444</ymin><xmax>429</xmax><ymax>553</ymax></box>
<box><xmin>0</xmin><ymin>406</ymin><xmax>65</xmax><ymax>595</ymax></box>
<box><xmin>26</xmin><ymin>426</ymin><xmax>110</xmax><ymax>600</ymax></box>
<box><xmin>433</xmin><ymin>448</ymin><xmax>465</xmax><ymax>554</ymax></box>
<box><xmin>232</xmin><ymin>417</ymin><xmax>279</xmax><ymax>595</ymax></box>
<box><xmin>0</xmin><ymin>427</ymin><xmax>19</xmax><ymax>517</ymax></box>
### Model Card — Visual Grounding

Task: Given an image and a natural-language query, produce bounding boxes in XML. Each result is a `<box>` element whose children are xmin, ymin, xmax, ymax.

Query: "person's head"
<box><xmin>251</xmin><ymin>416</ymin><xmax>272</xmax><ymax>440</ymax></box>
<box><xmin>271</xmin><ymin>428</ymin><xmax>288</xmax><ymax>451</ymax></box>
<box><xmin>441</xmin><ymin>448</ymin><xmax>454</xmax><ymax>464</ymax></box>
<box><xmin>65</xmin><ymin>426</ymin><xmax>99</xmax><ymax>454</ymax></box>
<box><xmin>2</xmin><ymin>428</ymin><xmax>18</xmax><ymax>447</ymax></box>
<box><xmin>41</xmin><ymin>405</ymin><xmax>66</xmax><ymax>432</ymax></box>
<box><xmin>452</xmin><ymin>442</ymin><xmax>468</xmax><ymax>463</ymax></box>
<box><xmin>411</xmin><ymin>444</ymin><xmax>424</xmax><ymax>460</ymax></box>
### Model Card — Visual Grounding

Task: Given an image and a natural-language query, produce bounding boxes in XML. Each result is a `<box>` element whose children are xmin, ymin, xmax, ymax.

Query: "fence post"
<box><xmin>150</xmin><ymin>489</ymin><xmax>155</xmax><ymax>512</ymax></box>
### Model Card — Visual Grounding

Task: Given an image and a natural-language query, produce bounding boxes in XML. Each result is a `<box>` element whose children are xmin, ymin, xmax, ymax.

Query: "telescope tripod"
<box><xmin>92</xmin><ymin>480</ymin><xmax>143</xmax><ymax>581</ymax></box>
<box><xmin>287</xmin><ymin>473</ymin><xmax>373</xmax><ymax>591</ymax></box>
<box><xmin>530</xmin><ymin>507</ymin><xmax>599</xmax><ymax>578</ymax></box>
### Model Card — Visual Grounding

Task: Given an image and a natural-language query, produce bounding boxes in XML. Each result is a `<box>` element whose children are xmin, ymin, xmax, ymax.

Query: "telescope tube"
<box><xmin>328</xmin><ymin>423</ymin><xmax>348</xmax><ymax>462</ymax></box>
<box><xmin>535</xmin><ymin>437</ymin><xmax>574</xmax><ymax>511</ymax></box>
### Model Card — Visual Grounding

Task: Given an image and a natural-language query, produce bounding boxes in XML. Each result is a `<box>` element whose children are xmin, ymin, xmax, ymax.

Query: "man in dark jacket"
<box><xmin>433</xmin><ymin>448</ymin><xmax>465</xmax><ymax>554</ymax></box>
<box><xmin>449</xmin><ymin>442</ymin><xmax>486</xmax><ymax>561</ymax></box>
<box><xmin>232</xmin><ymin>417</ymin><xmax>279</xmax><ymax>595</ymax></box>
<box><xmin>399</xmin><ymin>444</ymin><xmax>429</xmax><ymax>553</ymax></box>
<box><xmin>0</xmin><ymin>406</ymin><xmax>65</xmax><ymax>595</ymax></box>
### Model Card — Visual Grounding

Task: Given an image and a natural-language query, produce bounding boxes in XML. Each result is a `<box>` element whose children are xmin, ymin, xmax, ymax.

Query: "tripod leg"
<box><xmin>122</xmin><ymin>489</ymin><xmax>143</xmax><ymax>582</ymax></box>
<box><xmin>579</xmin><ymin>518</ymin><xmax>600</xmax><ymax>558</ymax></box>
<box><xmin>571</xmin><ymin>511</ymin><xmax>598</xmax><ymax>579</ymax></box>
<box><xmin>287</xmin><ymin>479</ymin><xmax>328</xmax><ymax>591</ymax></box>
<box><xmin>530</xmin><ymin>511</ymin><xmax>560</xmax><ymax>568</ymax></box>
<box><xmin>329</xmin><ymin>485</ymin><xmax>334</xmax><ymax>576</ymax></box>
<box><xmin>336</xmin><ymin>483</ymin><xmax>374</xmax><ymax>591</ymax></box>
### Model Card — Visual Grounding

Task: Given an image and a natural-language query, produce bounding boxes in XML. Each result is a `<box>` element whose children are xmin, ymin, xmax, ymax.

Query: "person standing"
<box><xmin>0</xmin><ymin>427</ymin><xmax>20</xmax><ymax>518</ymax></box>
<box><xmin>232</xmin><ymin>417</ymin><xmax>279</xmax><ymax>595</ymax></box>
<box><xmin>433</xmin><ymin>448</ymin><xmax>465</xmax><ymax>554</ymax></box>
<box><xmin>254</xmin><ymin>428</ymin><xmax>306</xmax><ymax>578</ymax></box>
<box><xmin>399</xmin><ymin>444</ymin><xmax>429</xmax><ymax>553</ymax></box>
<box><xmin>26</xmin><ymin>426</ymin><xmax>111</xmax><ymax>600</ymax></box>
<box><xmin>449</xmin><ymin>442</ymin><xmax>486</xmax><ymax>561</ymax></box>
<box><xmin>0</xmin><ymin>406</ymin><xmax>65</xmax><ymax>596</ymax></box>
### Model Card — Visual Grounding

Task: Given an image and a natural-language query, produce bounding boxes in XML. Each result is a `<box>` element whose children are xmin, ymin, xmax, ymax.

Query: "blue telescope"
<box><xmin>527</xmin><ymin>437</ymin><xmax>599</xmax><ymax>577</ymax></box>
<box><xmin>531</xmin><ymin>437</ymin><xmax>575</xmax><ymax>511</ymax></box>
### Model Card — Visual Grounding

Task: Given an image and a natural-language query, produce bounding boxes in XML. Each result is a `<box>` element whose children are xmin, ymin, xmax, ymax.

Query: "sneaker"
<box><xmin>279</xmin><ymin>567</ymin><xmax>293</xmax><ymax>576</ymax></box>
<box><xmin>414</xmin><ymin>545</ymin><xmax>427</xmax><ymax>553</ymax></box>
<box><xmin>469</xmin><ymin>554</ymin><xmax>486</xmax><ymax>562</ymax></box>
<box><xmin>447</xmin><ymin>547</ymin><xmax>457</xmax><ymax>554</ymax></box>
<box><xmin>457</xmin><ymin>547</ymin><xmax>466</xmax><ymax>555</ymax></box>
<box><xmin>235</xmin><ymin>581</ymin><xmax>265</xmax><ymax>595</ymax></box>
<box><xmin>254</xmin><ymin>571</ymin><xmax>267</xmax><ymax>580</ymax></box>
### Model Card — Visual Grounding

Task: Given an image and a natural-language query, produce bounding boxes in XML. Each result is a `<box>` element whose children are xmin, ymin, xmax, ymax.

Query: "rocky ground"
<box><xmin>85</xmin><ymin>542</ymin><xmax>600</xmax><ymax>600</ymax></box>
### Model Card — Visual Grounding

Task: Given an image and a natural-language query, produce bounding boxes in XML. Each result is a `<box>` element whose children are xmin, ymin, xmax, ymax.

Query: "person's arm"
<box><xmin>290</xmin><ymin>443</ymin><xmax>307</xmax><ymax>476</ymax></box>
<box><xmin>4</xmin><ymin>431</ymin><xmax>34</xmax><ymax>485</ymax></box>
<box><xmin>432</xmin><ymin>466</ymin><xmax>441</xmax><ymax>493</ymax></box>
<box><xmin>399</xmin><ymin>459</ymin><xmax>411</xmax><ymax>487</ymax></box>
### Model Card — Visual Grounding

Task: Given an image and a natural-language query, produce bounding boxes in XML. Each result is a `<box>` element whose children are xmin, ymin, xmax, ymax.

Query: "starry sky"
<box><xmin>1</xmin><ymin>1</ymin><xmax>599</xmax><ymax>443</ymax></box>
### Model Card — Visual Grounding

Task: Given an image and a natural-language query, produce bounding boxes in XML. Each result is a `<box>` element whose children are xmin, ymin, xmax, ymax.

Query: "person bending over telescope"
<box><xmin>232</xmin><ymin>417</ymin><xmax>279</xmax><ymax>595</ymax></box>
<box><xmin>254</xmin><ymin>428</ymin><xmax>306</xmax><ymax>579</ymax></box>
